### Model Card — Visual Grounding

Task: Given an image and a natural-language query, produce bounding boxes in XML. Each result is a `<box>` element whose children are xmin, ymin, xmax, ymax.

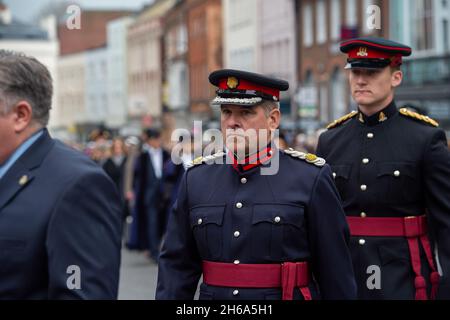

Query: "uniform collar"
<box><xmin>228</xmin><ymin>145</ymin><xmax>274</xmax><ymax>173</ymax></box>
<box><xmin>358</xmin><ymin>100</ymin><xmax>397</xmax><ymax>126</ymax></box>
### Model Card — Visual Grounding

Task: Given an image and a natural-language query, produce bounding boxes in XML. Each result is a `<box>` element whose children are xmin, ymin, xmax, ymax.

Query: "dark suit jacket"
<box><xmin>0</xmin><ymin>129</ymin><xmax>122</xmax><ymax>299</ymax></box>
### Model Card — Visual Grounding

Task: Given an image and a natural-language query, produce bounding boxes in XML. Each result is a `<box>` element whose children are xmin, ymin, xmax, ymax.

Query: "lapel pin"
<box><xmin>19</xmin><ymin>175</ymin><xmax>29</xmax><ymax>186</ymax></box>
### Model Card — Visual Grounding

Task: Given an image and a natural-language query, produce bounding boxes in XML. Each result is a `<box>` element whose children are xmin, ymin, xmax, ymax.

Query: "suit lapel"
<box><xmin>0</xmin><ymin>129</ymin><xmax>54</xmax><ymax>211</ymax></box>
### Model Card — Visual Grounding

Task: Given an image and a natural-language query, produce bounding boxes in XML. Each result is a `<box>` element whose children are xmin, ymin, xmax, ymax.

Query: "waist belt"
<box><xmin>202</xmin><ymin>261</ymin><xmax>312</xmax><ymax>300</ymax></box>
<box><xmin>347</xmin><ymin>215</ymin><xmax>440</xmax><ymax>300</ymax></box>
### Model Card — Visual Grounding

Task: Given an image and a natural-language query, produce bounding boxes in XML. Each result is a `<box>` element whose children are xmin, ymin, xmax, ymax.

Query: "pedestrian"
<box><xmin>127</xmin><ymin>129</ymin><xmax>170</xmax><ymax>262</ymax></box>
<box><xmin>156</xmin><ymin>69</ymin><xmax>356</xmax><ymax>300</ymax></box>
<box><xmin>316</xmin><ymin>37</ymin><xmax>450</xmax><ymax>300</ymax></box>
<box><xmin>0</xmin><ymin>50</ymin><xmax>122</xmax><ymax>299</ymax></box>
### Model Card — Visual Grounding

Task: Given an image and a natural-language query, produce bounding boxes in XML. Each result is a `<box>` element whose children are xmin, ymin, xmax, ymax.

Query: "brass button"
<box><xmin>360</xmin><ymin>212</ymin><xmax>367</xmax><ymax>218</ymax></box>
<box><xmin>233</xmin><ymin>289</ymin><xmax>239</xmax><ymax>296</ymax></box>
<box><xmin>361</xmin><ymin>185</ymin><xmax>367</xmax><ymax>191</ymax></box>
<box><xmin>236</xmin><ymin>202</ymin><xmax>243</xmax><ymax>209</ymax></box>
<box><xmin>240</xmin><ymin>178</ymin><xmax>247</xmax><ymax>184</ymax></box>
<box><xmin>234</xmin><ymin>231</ymin><xmax>240</xmax><ymax>238</ymax></box>
<box><xmin>274</xmin><ymin>216</ymin><xmax>281</xmax><ymax>223</ymax></box>
<box><xmin>367</xmin><ymin>133</ymin><xmax>374</xmax><ymax>139</ymax></box>
<box><xmin>359</xmin><ymin>239</ymin><xmax>366</xmax><ymax>245</ymax></box>
<box><xmin>332</xmin><ymin>172</ymin><xmax>337</xmax><ymax>179</ymax></box>
<box><xmin>233</xmin><ymin>260</ymin><xmax>240</xmax><ymax>265</ymax></box>
<box><xmin>362</xmin><ymin>158</ymin><xmax>370</xmax><ymax>164</ymax></box>
<box><xmin>197</xmin><ymin>218</ymin><xmax>203</xmax><ymax>225</ymax></box>
<box><xmin>394</xmin><ymin>170</ymin><xmax>400</xmax><ymax>177</ymax></box>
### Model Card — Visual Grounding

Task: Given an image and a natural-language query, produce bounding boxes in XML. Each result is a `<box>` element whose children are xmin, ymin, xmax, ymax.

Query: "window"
<box><xmin>303</xmin><ymin>3</ymin><xmax>313</xmax><ymax>47</ymax></box>
<box><xmin>413</xmin><ymin>0</ymin><xmax>434</xmax><ymax>51</ymax></box>
<box><xmin>331</xmin><ymin>0</ymin><xmax>341</xmax><ymax>40</ymax></box>
<box><xmin>316</xmin><ymin>0</ymin><xmax>327</xmax><ymax>44</ymax></box>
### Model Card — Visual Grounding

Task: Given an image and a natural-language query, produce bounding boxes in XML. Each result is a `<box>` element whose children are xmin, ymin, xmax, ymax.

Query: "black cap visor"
<box><xmin>345</xmin><ymin>58</ymin><xmax>392</xmax><ymax>70</ymax></box>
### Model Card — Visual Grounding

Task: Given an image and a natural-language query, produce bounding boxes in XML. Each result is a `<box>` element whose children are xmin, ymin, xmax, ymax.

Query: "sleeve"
<box><xmin>307</xmin><ymin>164</ymin><xmax>357</xmax><ymax>300</ymax></box>
<box><xmin>46</xmin><ymin>170</ymin><xmax>123</xmax><ymax>299</ymax></box>
<box><xmin>423</xmin><ymin>129</ymin><xmax>450</xmax><ymax>299</ymax></box>
<box><xmin>155</xmin><ymin>171</ymin><xmax>202</xmax><ymax>300</ymax></box>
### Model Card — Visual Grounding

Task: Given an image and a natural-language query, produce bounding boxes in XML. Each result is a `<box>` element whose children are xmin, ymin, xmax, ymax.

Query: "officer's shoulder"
<box><xmin>398</xmin><ymin>107</ymin><xmax>439</xmax><ymax>128</ymax></box>
<box><xmin>186</xmin><ymin>151</ymin><xmax>226</xmax><ymax>170</ymax></box>
<box><xmin>326</xmin><ymin>111</ymin><xmax>358</xmax><ymax>130</ymax></box>
<box><xmin>283</xmin><ymin>148</ymin><xmax>326</xmax><ymax>168</ymax></box>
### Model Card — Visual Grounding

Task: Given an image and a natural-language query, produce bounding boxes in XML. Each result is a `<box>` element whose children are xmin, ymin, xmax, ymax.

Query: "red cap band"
<box><xmin>219</xmin><ymin>78</ymin><xmax>280</xmax><ymax>99</ymax></box>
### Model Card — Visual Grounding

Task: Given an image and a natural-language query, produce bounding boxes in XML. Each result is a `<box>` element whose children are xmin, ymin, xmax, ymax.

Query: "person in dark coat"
<box><xmin>103</xmin><ymin>138</ymin><xmax>128</xmax><ymax>220</ymax></box>
<box><xmin>156</xmin><ymin>69</ymin><xmax>357</xmax><ymax>300</ymax></box>
<box><xmin>127</xmin><ymin>129</ymin><xmax>170</xmax><ymax>262</ymax></box>
<box><xmin>316</xmin><ymin>37</ymin><xmax>450</xmax><ymax>300</ymax></box>
<box><xmin>0</xmin><ymin>50</ymin><xmax>122</xmax><ymax>299</ymax></box>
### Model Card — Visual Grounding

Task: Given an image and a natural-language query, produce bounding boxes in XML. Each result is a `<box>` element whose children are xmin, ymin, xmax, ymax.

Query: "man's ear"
<box><xmin>391</xmin><ymin>70</ymin><xmax>403</xmax><ymax>88</ymax></box>
<box><xmin>11</xmin><ymin>100</ymin><xmax>33</xmax><ymax>133</ymax></box>
<box><xmin>268</xmin><ymin>107</ymin><xmax>281</xmax><ymax>131</ymax></box>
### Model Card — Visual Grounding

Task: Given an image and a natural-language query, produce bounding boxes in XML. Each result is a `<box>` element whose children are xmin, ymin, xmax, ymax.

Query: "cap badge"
<box><xmin>357</xmin><ymin>47</ymin><xmax>368</xmax><ymax>57</ymax></box>
<box><xmin>227</xmin><ymin>77</ymin><xmax>239</xmax><ymax>89</ymax></box>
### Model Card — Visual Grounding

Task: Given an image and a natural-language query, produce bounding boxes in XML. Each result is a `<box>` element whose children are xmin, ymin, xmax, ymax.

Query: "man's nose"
<box><xmin>225</xmin><ymin>113</ymin><xmax>242</xmax><ymax>130</ymax></box>
<box><xmin>355</xmin><ymin>73</ymin><xmax>368</xmax><ymax>85</ymax></box>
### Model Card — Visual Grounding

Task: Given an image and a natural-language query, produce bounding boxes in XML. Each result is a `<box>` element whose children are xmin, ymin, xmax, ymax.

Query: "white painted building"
<box><xmin>165</xmin><ymin>22</ymin><xmax>189</xmax><ymax>111</ymax></box>
<box><xmin>107</xmin><ymin>16</ymin><xmax>134</xmax><ymax>129</ymax></box>
<box><xmin>260</xmin><ymin>0</ymin><xmax>297</xmax><ymax>118</ymax></box>
<box><xmin>57</xmin><ymin>52</ymin><xmax>86</xmax><ymax>130</ymax></box>
<box><xmin>223</xmin><ymin>0</ymin><xmax>260</xmax><ymax>72</ymax></box>
<box><xmin>0</xmin><ymin>7</ymin><xmax>60</xmax><ymax>132</ymax></box>
<box><xmin>85</xmin><ymin>46</ymin><xmax>108</xmax><ymax>125</ymax></box>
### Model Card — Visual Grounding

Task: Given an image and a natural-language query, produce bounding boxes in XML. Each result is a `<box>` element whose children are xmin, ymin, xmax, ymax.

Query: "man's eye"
<box><xmin>222</xmin><ymin>109</ymin><xmax>231</xmax><ymax>115</ymax></box>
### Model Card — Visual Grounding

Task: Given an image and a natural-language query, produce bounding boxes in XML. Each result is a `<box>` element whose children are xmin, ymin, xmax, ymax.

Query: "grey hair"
<box><xmin>260</xmin><ymin>101</ymin><xmax>280</xmax><ymax>117</ymax></box>
<box><xmin>0</xmin><ymin>50</ymin><xmax>53</xmax><ymax>126</ymax></box>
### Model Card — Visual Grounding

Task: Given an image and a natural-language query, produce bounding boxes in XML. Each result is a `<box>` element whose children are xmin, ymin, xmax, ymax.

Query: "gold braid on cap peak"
<box><xmin>399</xmin><ymin>108</ymin><xmax>439</xmax><ymax>127</ymax></box>
<box><xmin>326</xmin><ymin>111</ymin><xmax>359</xmax><ymax>129</ymax></box>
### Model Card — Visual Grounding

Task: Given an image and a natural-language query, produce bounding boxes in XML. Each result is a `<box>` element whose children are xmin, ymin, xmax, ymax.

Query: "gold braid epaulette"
<box><xmin>326</xmin><ymin>111</ymin><xmax>358</xmax><ymax>129</ymax></box>
<box><xmin>399</xmin><ymin>108</ymin><xmax>439</xmax><ymax>127</ymax></box>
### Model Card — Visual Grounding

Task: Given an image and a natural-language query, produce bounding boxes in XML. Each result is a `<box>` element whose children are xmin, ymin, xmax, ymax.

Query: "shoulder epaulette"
<box><xmin>399</xmin><ymin>108</ymin><xmax>439</xmax><ymax>127</ymax></box>
<box><xmin>326</xmin><ymin>111</ymin><xmax>358</xmax><ymax>129</ymax></box>
<box><xmin>186</xmin><ymin>151</ymin><xmax>226</xmax><ymax>169</ymax></box>
<box><xmin>284</xmin><ymin>148</ymin><xmax>326</xmax><ymax>167</ymax></box>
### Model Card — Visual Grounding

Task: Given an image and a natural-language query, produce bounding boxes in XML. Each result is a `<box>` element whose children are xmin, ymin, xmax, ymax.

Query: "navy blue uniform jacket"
<box><xmin>0</xmin><ymin>129</ymin><xmax>122</xmax><ymax>299</ymax></box>
<box><xmin>156</xmin><ymin>150</ymin><xmax>357</xmax><ymax>300</ymax></box>
<box><xmin>317</xmin><ymin>102</ymin><xmax>450</xmax><ymax>299</ymax></box>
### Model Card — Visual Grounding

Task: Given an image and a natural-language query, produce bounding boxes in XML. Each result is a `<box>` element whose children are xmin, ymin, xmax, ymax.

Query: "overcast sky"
<box><xmin>4</xmin><ymin>0</ymin><xmax>152</xmax><ymax>23</ymax></box>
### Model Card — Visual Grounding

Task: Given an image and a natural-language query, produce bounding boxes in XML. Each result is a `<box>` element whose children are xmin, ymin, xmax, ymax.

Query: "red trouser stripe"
<box><xmin>202</xmin><ymin>261</ymin><xmax>312</xmax><ymax>300</ymax></box>
<box><xmin>347</xmin><ymin>215</ymin><xmax>439</xmax><ymax>300</ymax></box>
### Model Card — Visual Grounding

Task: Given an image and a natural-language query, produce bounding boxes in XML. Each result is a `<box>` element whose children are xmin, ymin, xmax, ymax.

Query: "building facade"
<box><xmin>107</xmin><ymin>16</ymin><xmax>135</xmax><ymax>131</ymax></box>
<box><xmin>164</xmin><ymin>0</ymin><xmax>189</xmax><ymax>119</ymax></box>
<box><xmin>296</xmin><ymin>0</ymin><xmax>389</xmax><ymax>131</ymax></box>
<box><xmin>127</xmin><ymin>0</ymin><xmax>177</xmax><ymax>128</ymax></box>
<box><xmin>0</xmin><ymin>5</ymin><xmax>60</xmax><ymax>132</ymax></box>
<box><xmin>223</xmin><ymin>0</ymin><xmax>260</xmax><ymax>72</ymax></box>
<box><xmin>57</xmin><ymin>52</ymin><xmax>86</xmax><ymax>140</ymax></box>
<box><xmin>85</xmin><ymin>46</ymin><xmax>108</xmax><ymax>128</ymax></box>
<box><xmin>260</xmin><ymin>0</ymin><xmax>298</xmax><ymax>122</ymax></box>
<box><xmin>187</xmin><ymin>0</ymin><xmax>223</xmax><ymax>119</ymax></box>
<box><xmin>391</xmin><ymin>0</ymin><xmax>450</xmax><ymax>132</ymax></box>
